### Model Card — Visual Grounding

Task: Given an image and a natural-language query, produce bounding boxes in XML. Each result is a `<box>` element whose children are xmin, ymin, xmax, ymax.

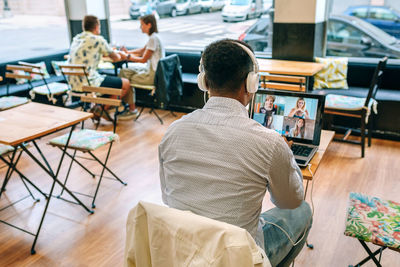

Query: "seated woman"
<box><xmin>259</xmin><ymin>95</ymin><xmax>276</xmax><ymax>128</ymax></box>
<box><xmin>288</xmin><ymin>97</ymin><xmax>310</xmax><ymax>119</ymax></box>
<box><xmin>119</xmin><ymin>14</ymin><xmax>165</xmax><ymax>117</ymax></box>
<box><xmin>289</xmin><ymin>118</ymin><xmax>306</xmax><ymax>139</ymax></box>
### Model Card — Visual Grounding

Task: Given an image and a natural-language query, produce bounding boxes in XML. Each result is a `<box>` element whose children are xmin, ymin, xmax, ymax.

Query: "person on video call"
<box><xmin>288</xmin><ymin>97</ymin><xmax>310</xmax><ymax>119</ymax></box>
<box><xmin>260</xmin><ymin>95</ymin><xmax>277</xmax><ymax>129</ymax></box>
<box><xmin>289</xmin><ymin>118</ymin><xmax>306</xmax><ymax>139</ymax></box>
<box><xmin>159</xmin><ymin>39</ymin><xmax>312</xmax><ymax>267</ymax></box>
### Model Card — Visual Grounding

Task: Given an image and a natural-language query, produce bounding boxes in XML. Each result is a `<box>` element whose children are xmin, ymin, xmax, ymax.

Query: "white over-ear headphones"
<box><xmin>197</xmin><ymin>42</ymin><xmax>260</xmax><ymax>94</ymax></box>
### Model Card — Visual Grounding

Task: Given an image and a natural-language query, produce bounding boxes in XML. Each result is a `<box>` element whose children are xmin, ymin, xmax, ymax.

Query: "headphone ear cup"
<box><xmin>246</xmin><ymin>72</ymin><xmax>259</xmax><ymax>94</ymax></box>
<box><xmin>197</xmin><ymin>71</ymin><xmax>208</xmax><ymax>92</ymax></box>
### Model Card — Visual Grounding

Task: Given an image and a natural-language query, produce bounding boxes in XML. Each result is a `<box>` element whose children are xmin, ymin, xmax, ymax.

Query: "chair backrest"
<box><xmin>125</xmin><ymin>201</ymin><xmax>271</xmax><ymax>267</ymax></box>
<box><xmin>58</xmin><ymin>63</ymin><xmax>91</xmax><ymax>89</ymax></box>
<box><xmin>81</xmin><ymin>85</ymin><xmax>122</xmax><ymax>132</ymax></box>
<box><xmin>19</xmin><ymin>61</ymin><xmax>53</xmax><ymax>95</ymax></box>
<box><xmin>260</xmin><ymin>73</ymin><xmax>306</xmax><ymax>92</ymax></box>
<box><xmin>154</xmin><ymin>54</ymin><xmax>183</xmax><ymax>109</ymax></box>
<box><xmin>5</xmin><ymin>65</ymin><xmax>33</xmax><ymax>96</ymax></box>
<box><xmin>364</xmin><ymin>56</ymin><xmax>387</xmax><ymax>107</ymax></box>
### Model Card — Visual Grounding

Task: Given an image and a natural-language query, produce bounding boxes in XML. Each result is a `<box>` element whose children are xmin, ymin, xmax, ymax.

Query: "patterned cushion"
<box><xmin>49</xmin><ymin>129</ymin><xmax>119</xmax><ymax>151</ymax></box>
<box><xmin>14</xmin><ymin>61</ymin><xmax>50</xmax><ymax>84</ymax></box>
<box><xmin>0</xmin><ymin>144</ymin><xmax>14</xmax><ymax>156</ymax></box>
<box><xmin>0</xmin><ymin>96</ymin><xmax>29</xmax><ymax>111</ymax></box>
<box><xmin>314</xmin><ymin>57</ymin><xmax>348</xmax><ymax>89</ymax></box>
<box><xmin>51</xmin><ymin>60</ymin><xmax>68</xmax><ymax>76</ymax></box>
<box><xmin>30</xmin><ymin>82</ymin><xmax>69</xmax><ymax>95</ymax></box>
<box><xmin>325</xmin><ymin>94</ymin><xmax>374</xmax><ymax>111</ymax></box>
<box><xmin>345</xmin><ymin>192</ymin><xmax>400</xmax><ymax>249</ymax></box>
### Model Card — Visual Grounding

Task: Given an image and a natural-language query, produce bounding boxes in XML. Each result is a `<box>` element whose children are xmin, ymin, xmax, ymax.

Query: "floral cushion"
<box><xmin>49</xmin><ymin>129</ymin><xmax>119</xmax><ymax>151</ymax></box>
<box><xmin>0</xmin><ymin>144</ymin><xmax>14</xmax><ymax>156</ymax></box>
<box><xmin>314</xmin><ymin>57</ymin><xmax>348</xmax><ymax>89</ymax></box>
<box><xmin>51</xmin><ymin>60</ymin><xmax>68</xmax><ymax>76</ymax></box>
<box><xmin>0</xmin><ymin>96</ymin><xmax>29</xmax><ymax>111</ymax></box>
<box><xmin>345</xmin><ymin>192</ymin><xmax>400</xmax><ymax>249</ymax></box>
<box><xmin>14</xmin><ymin>61</ymin><xmax>50</xmax><ymax>84</ymax></box>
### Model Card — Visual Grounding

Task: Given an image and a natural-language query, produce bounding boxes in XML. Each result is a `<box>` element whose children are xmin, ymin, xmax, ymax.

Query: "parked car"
<box><xmin>129</xmin><ymin>0</ymin><xmax>177</xmax><ymax>19</ymax></box>
<box><xmin>200</xmin><ymin>0</ymin><xmax>225</xmax><ymax>12</ymax></box>
<box><xmin>238</xmin><ymin>14</ymin><xmax>400</xmax><ymax>58</ymax></box>
<box><xmin>344</xmin><ymin>5</ymin><xmax>400</xmax><ymax>38</ymax></box>
<box><xmin>176</xmin><ymin>0</ymin><xmax>202</xmax><ymax>15</ymax></box>
<box><xmin>222</xmin><ymin>0</ymin><xmax>263</xmax><ymax>22</ymax></box>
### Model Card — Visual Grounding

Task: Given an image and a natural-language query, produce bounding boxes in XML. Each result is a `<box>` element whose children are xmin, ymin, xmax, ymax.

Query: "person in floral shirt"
<box><xmin>68</xmin><ymin>15</ymin><xmax>137</xmax><ymax>120</ymax></box>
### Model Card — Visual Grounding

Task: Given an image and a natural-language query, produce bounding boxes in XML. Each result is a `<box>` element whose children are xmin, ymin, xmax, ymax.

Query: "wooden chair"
<box><xmin>324</xmin><ymin>57</ymin><xmax>387</xmax><ymax>157</ymax></box>
<box><xmin>58</xmin><ymin>63</ymin><xmax>91</xmax><ymax>105</ymax></box>
<box><xmin>18</xmin><ymin>61</ymin><xmax>69</xmax><ymax>106</ymax></box>
<box><xmin>0</xmin><ymin>66</ymin><xmax>31</xmax><ymax>111</ymax></box>
<box><xmin>48</xmin><ymin>86</ymin><xmax>127</xmax><ymax>208</ymax></box>
<box><xmin>260</xmin><ymin>73</ymin><xmax>306</xmax><ymax>92</ymax></box>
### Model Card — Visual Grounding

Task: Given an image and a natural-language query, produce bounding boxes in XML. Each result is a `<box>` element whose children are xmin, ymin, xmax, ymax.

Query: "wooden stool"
<box><xmin>345</xmin><ymin>192</ymin><xmax>400</xmax><ymax>266</ymax></box>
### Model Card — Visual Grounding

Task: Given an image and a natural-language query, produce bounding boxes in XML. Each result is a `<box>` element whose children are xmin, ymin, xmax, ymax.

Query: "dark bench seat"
<box><xmin>0</xmin><ymin>75</ymin><xmax>66</xmax><ymax>97</ymax></box>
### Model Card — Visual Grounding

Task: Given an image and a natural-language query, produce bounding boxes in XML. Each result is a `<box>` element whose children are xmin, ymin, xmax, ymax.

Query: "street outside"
<box><xmin>0</xmin><ymin>12</ymin><xmax>257</xmax><ymax>62</ymax></box>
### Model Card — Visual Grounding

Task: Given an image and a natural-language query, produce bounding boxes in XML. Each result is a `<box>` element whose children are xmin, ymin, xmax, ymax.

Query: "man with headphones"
<box><xmin>159</xmin><ymin>39</ymin><xmax>312</xmax><ymax>266</ymax></box>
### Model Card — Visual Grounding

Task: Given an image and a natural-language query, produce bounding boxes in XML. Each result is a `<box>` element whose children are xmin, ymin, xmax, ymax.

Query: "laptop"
<box><xmin>250</xmin><ymin>90</ymin><xmax>326</xmax><ymax>167</ymax></box>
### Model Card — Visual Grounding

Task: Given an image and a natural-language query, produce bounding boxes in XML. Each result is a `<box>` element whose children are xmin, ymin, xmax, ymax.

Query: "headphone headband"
<box><xmin>197</xmin><ymin>41</ymin><xmax>260</xmax><ymax>94</ymax></box>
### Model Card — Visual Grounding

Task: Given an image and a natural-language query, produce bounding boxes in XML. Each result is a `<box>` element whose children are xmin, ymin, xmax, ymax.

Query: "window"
<box><xmin>369</xmin><ymin>7</ymin><xmax>397</xmax><ymax>21</ymax></box>
<box><xmin>351</xmin><ymin>7</ymin><xmax>368</xmax><ymax>18</ymax></box>
<box><xmin>327</xmin><ymin>21</ymin><xmax>365</xmax><ymax>45</ymax></box>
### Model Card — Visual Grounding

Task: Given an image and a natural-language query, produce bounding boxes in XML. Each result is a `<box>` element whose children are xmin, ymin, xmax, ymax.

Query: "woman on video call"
<box><xmin>289</xmin><ymin>118</ymin><xmax>306</xmax><ymax>138</ymax></box>
<box><xmin>288</xmin><ymin>97</ymin><xmax>310</xmax><ymax>119</ymax></box>
<box><xmin>260</xmin><ymin>95</ymin><xmax>277</xmax><ymax>128</ymax></box>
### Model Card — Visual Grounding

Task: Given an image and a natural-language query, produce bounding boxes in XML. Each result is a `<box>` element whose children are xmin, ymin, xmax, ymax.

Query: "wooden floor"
<box><xmin>0</xmin><ymin>108</ymin><xmax>400</xmax><ymax>267</ymax></box>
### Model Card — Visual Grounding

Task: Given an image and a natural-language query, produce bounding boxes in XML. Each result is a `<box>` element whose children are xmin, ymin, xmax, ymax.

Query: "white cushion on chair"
<box><xmin>0</xmin><ymin>96</ymin><xmax>29</xmax><ymax>111</ymax></box>
<box><xmin>30</xmin><ymin>82</ymin><xmax>69</xmax><ymax>95</ymax></box>
<box><xmin>0</xmin><ymin>144</ymin><xmax>14</xmax><ymax>156</ymax></box>
<box><xmin>49</xmin><ymin>129</ymin><xmax>119</xmax><ymax>151</ymax></box>
<box><xmin>130</xmin><ymin>83</ymin><xmax>155</xmax><ymax>91</ymax></box>
<box><xmin>325</xmin><ymin>94</ymin><xmax>376</xmax><ymax>111</ymax></box>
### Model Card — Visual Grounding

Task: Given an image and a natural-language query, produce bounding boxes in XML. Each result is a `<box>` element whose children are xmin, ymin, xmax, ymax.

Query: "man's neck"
<box><xmin>209</xmin><ymin>89</ymin><xmax>249</xmax><ymax>106</ymax></box>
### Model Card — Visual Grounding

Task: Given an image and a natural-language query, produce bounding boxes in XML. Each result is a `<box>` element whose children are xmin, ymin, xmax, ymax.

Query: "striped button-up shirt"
<box><xmin>159</xmin><ymin>96</ymin><xmax>304</xmax><ymax>247</ymax></box>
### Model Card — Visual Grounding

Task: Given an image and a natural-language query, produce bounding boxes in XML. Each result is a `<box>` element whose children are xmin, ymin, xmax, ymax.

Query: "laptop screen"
<box><xmin>251</xmin><ymin>90</ymin><xmax>325</xmax><ymax>145</ymax></box>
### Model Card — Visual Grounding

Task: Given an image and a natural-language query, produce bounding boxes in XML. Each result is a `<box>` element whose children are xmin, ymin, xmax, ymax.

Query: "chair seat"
<box><xmin>0</xmin><ymin>96</ymin><xmax>29</xmax><ymax>111</ymax></box>
<box><xmin>345</xmin><ymin>192</ymin><xmax>400</xmax><ymax>249</ymax></box>
<box><xmin>30</xmin><ymin>82</ymin><xmax>69</xmax><ymax>95</ymax></box>
<box><xmin>325</xmin><ymin>94</ymin><xmax>373</xmax><ymax>111</ymax></box>
<box><xmin>131</xmin><ymin>83</ymin><xmax>155</xmax><ymax>91</ymax></box>
<box><xmin>0</xmin><ymin>144</ymin><xmax>14</xmax><ymax>156</ymax></box>
<box><xmin>49</xmin><ymin>129</ymin><xmax>119</xmax><ymax>151</ymax></box>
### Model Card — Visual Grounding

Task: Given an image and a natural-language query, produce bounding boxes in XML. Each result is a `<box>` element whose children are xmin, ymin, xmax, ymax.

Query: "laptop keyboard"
<box><xmin>291</xmin><ymin>144</ymin><xmax>313</xmax><ymax>157</ymax></box>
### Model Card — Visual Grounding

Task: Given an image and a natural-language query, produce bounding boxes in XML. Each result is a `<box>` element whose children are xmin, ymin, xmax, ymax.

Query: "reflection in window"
<box><xmin>369</xmin><ymin>7</ymin><xmax>397</xmax><ymax>21</ymax></box>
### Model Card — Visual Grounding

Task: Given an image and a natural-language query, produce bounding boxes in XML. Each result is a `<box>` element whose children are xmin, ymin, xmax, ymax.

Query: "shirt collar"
<box><xmin>203</xmin><ymin>96</ymin><xmax>249</xmax><ymax>118</ymax></box>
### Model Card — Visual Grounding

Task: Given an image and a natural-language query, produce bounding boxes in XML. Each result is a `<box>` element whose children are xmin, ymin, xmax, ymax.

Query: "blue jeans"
<box><xmin>260</xmin><ymin>201</ymin><xmax>312</xmax><ymax>267</ymax></box>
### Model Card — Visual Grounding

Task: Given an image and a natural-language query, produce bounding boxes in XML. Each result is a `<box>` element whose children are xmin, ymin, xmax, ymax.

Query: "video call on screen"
<box><xmin>253</xmin><ymin>94</ymin><xmax>319</xmax><ymax>141</ymax></box>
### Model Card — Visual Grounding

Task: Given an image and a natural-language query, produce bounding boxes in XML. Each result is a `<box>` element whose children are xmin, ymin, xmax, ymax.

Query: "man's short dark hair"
<box><xmin>140</xmin><ymin>14</ymin><xmax>158</xmax><ymax>35</ymax></box>
<box><xmin>83</xmin><ymin>15</ymin><xmax>99</xmax><ymax>32</ymax></box>
<box><xmin>202</xmin><ymin>39</ymin><xmax>254</xmax><ymax>93</ymax></box>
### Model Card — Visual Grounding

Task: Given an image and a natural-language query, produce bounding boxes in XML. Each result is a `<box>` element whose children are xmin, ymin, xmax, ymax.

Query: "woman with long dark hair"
<box><xmin>289</xmin><ymin>118</ymin><xmax>306</xmax><ymax>138</ymax></box>
<box><xmin>118</xmin><ymin>14</ymin><xmax>165</xmax><ymax>119</ymax></box>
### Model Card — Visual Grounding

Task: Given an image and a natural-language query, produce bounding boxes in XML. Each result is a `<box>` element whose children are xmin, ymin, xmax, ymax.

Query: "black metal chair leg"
<box><xmin>151</xmin><ymin>108</ymin><xmax>163</xmax><ymax>124</ymax></box>
<box><xmin>58</xmin><ymin>150</ymin><xmax>76</xmax><ymax>197</ymax></box>
<box><xmin>135</xmin><ymin>106</ymin><xmax>146</xmax><ymax>121</ymax></box>
<box><xmin>91</xmin><ymin>143</ymin><xmax>113</xmax><ymax>209</ymax></box>
<box><xmin>361</xmin><ymin>112</ymin><xmax>366</xmax><ymax>158</ymax></box>
<box><xmin>368</xmin><ymin>114</ymin><xmax>373</xmax><ymax>147</ymax></box>
<box><xmin>57</xmin><ymin>148</ymin><xmax>96</xmax><ymax>178</ymax></box>
<box><xmin>88</xmin><ymin>150</ymin><xmax>126</xmax><ymax>184</ymax></box>
<box><xmin>0</xmin><ymin>149</ymin><xmax>17</xmax><ymax>198</ymax></box>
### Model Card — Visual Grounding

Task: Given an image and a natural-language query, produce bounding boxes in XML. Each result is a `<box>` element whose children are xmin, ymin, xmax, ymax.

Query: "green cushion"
<box><xmin>0</xmin><ymin>144</ymin><xmax>14</xmax><ymax>156</ymax></box>
<box><xmin>345</xmin><ymin>192</ymin><xmax>400</xmax><ymax>249</ymax></box>
<box><xmin>49</xmin><ymin>129</ymin><xmax>119</xmax><ymax>151</ymax></box>
<box><xmin>0</xmin><ymin>96</ymin><xmax>29</xmax><ymax>111</ymax></box>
